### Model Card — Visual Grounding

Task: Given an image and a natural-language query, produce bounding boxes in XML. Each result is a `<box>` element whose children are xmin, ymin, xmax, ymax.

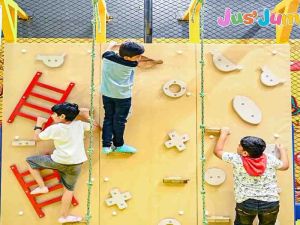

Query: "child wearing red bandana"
<box><xmin>213</xmin><ymin>128</ymin><xmax>289</xmax><ymax>225</ymax></box>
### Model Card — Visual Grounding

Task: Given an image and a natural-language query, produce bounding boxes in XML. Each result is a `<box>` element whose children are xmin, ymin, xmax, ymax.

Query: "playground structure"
<box><xmin>0</xmin><ymin>0</ymin><xmax>299</xmax><ymax>225</ymax></box>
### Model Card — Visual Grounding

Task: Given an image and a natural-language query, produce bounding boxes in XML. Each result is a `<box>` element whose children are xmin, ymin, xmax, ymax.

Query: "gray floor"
<box><xmin>15</xmin><ymin>0</ymin><xmax>300</xmax><ymax>39</ymax></box>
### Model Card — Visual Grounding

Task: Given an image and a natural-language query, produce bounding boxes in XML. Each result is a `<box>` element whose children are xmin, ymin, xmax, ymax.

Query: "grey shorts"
<box><xmin>26</xmin><ymin>155</ymin><xmax>82</xmax><ymax>191</ymax></box>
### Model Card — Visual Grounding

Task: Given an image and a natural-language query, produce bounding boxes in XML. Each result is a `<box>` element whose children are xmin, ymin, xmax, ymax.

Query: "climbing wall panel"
<box><xmin>200</xmin><ymin>44</ymin><xmax>293</xmax><ymax>225</ymax></box>
<box><xmin>99</xmin><ymin>44</ymin><xmax>198</xmax><ymax>225</ymax></box>
<box><xmin>1</xmin><ymin>43</ymin><xmax>100</xmax><ymax>225</ymax></box>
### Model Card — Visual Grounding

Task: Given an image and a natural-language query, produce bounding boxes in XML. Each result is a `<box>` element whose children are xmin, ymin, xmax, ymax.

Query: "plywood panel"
<box><xmin>199</xmin><ymin>44</ymin><xmax>293</xmax><ymax>224</ymax></box>
<box><xmin>1</xmin><ymin>43</ymin><xmax>100</xmax><ymax>225</ymax></box>
<box><xmin>99</xmin><ymin>43</ymin><xmax>198</xmax><ymax>225</ymax></box>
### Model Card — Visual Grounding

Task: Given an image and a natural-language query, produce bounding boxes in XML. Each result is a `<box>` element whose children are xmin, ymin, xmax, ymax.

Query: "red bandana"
<box><xmin>241</xmin><ymin>154</ymin><xmax>267</xmax><ymax>176</ymax></box>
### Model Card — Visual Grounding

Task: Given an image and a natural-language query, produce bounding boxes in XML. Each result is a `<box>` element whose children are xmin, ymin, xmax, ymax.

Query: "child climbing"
<box><xmin>26</xmin><ymin>102</ymin><xmax>96</xmax><ymax>223</ymax></box>
<box><xmin>101</xmin><ymin>41</ymin><xmax>145</xmax><ymax>154</ymax></box>
<box><xmin>213</xmin><ymin>127</ymin><xmax>289</xmax><ymax>225</ymax></box>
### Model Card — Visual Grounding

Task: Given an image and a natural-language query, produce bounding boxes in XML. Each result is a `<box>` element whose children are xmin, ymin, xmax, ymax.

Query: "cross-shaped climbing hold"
<box><xmin>105</xmin><ymin>188</ymin><xmax>132</xmax><ymax>210</ymax></box>
<box><xmin>164</xmin><ymin>131</ymin><xmax>190</xmax><ymax>152</ymax></box>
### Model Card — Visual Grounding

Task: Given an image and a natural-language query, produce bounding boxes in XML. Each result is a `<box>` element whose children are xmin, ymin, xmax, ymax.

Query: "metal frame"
<box><xmin>0</xmin><ymin>0</ymin><xmax>28</xmax><ymax>42</ymax></box>
<box><xmin>273</xmin><ymin>0</ymin><xmax>300</xmax><ymax>43</ymax></box>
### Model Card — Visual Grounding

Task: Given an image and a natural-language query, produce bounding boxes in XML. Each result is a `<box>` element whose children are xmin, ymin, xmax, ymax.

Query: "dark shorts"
<box><xmin>26</xmin><ymin>155</ymin><xmax>82</xmax><ymax>191</ymax></box>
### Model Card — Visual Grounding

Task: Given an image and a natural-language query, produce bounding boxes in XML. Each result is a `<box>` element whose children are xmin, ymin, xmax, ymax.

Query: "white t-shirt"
<box><xmin>222</xmin><ymin>152</ymin><xmax>283</xmax><ymax>203</ymax></box>
<box><xmin>39</xmin><ymin>120</ymin><xmax>90</xmax><ymax>164</ymax></box>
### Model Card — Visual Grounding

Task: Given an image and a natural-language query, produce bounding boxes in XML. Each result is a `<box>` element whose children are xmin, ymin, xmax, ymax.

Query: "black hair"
<box><xmin>240</xmin><ymin>136</ymin><xmax>266</xmax><ymax>158</ymax></box>
<box><xmin>119</xmin><ymin>41</ymin><xmax>145</xmax><ymax>58</ymax></box>
<box><xmin>51</xmin><ymin>102</ymin><xmax>79</xmax><ymax>121</ymax></box>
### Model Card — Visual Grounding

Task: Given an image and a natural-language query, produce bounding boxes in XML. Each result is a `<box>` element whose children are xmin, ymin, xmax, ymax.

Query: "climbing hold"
<box><xmin>163</xmin><ymin>176</ymin><xmax>189</xmax><ymax>184</ymax></box>
<box><xmin>205</xmin><ymin>168</ymin><xmax>226</xmax><ymax>186</ymax></box>
<box><xmin>12</xmin><ymin>139</ymin><xmax>36</xmax><ymax>147</ymax></box>
<box><xmin>14</xmin><ymin>136</ymin><xmax>20</xmax><ymax>140</ymax></box>
<box><xmin>36</xmin><ymin>54</ymin><xmax>66</xmax><ymax>68</ymax></box>
<box><xmin>210</xmin><ymin>50</ymin><xmax>242</xmax><ymax>72</ymax></box>
<box><xmin>112</xmin><ymin>211</ymin><xmax>117</xmax><ymax>216</ymax></box>
<box><xmin>295</xmin><ymin>152</ymin><xmax>300</xmax><ymax>166</ymax></box>
<box><xmin>105</xmin><ymin>188</ymin><xmax>132</xmax><ymax>210</ymax></box>
<box><xmin>209</xmin><ymin>135</ymin><xmax>215</xmax><ymax>139</ymax></box>
<box><xmin>232</xmin><ymin>96</ymin><xmax>262</xmax><ymax>125</ymax></box>
<box><xmin>177</xmin><ymin>50</ymin><xmax>183</xmax><ymax>54</ymax></box>
<box><xmin>21</xmin><ymin>49</ymin><xmax>27</xmax><ymax>54</ymax></box>
<box><xmin>260</xmin><ymin>66</ymin><xmax>286</xmax><ymax>87</ymax></box>
<box><xmin>18</xmin><ymin>211</ymin><xmax>24</xmax><ymax>216</ymax></box>
<box><xmin>178</xmin><ymin>211</ymin><xmax>184</xmax><ymax>215</ymax></box>
<box><xmin>164</xmin><ymin>131</ymin><xmax>190</xmax><ymax>152</ymax></box>
<box><xmin>273</xmin><ymin>133</ymin><xmax>280</xmax><ymax>139</ymax></box>
<box><xmin>272</xmin><ymin>50</ymin><xmax>277</xmax><ymax>55</ymax></box>
<box><xmin>163</xmin><ymin>80</ymin><xmax>187</xmax><ymax>98</ymax></box>
<box><xmin>87</xmin><ymin>49</ymin><xmax>92</xmax><ymax>54</ymax></box>
<box><xmin>103</xmin><ymin>177</ymin><xmax>109</xmax><ymax>182</ymax></box>
<box><xmin>186</xmin><ymin>92</ymin><xmax>192</xmax><ymax>97</ymax></box>
<box><xmin>158</xmin><ymin>218</ymin><xmax>181</xmax><ymax>225</ymax></box>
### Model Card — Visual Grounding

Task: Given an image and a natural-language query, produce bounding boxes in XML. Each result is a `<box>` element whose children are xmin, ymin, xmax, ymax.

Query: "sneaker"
<box><xmin>102</xmin><ymin>147</ymin><xmax>113</xmax><ymax>154</ymax></box>
<box><xmin>30</xmin><ymin>186</ymin><xmax>49</xmax><ymax>195</ymax></box>
<box><xmin>115</xmin><ymin>145</ymin><xmax>137</xmax><ymax>153</ymax></box>
<box><xmin>58</xmin><ymin>215</ymin><xmax>82</xmax><ymax>223</ymax></box>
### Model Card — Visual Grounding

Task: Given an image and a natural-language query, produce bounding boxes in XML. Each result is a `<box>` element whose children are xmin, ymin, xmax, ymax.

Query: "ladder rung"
<box><xmin>23</xmin><ymin>102</ymin><xmax>52</xmax><ymax>114</ymax></box>
<box><xmin>36</xmin><ymin>82</ymin><xmax>65</xmax><ymax>94</ymax></box>
<box><xmin>18</xmin><ymin>112</ymin><xmax>37</xmax><ymax>121</ymax></box>
<box><xmin>38</xmin><ymin>196</ymin><xmax>62</xmax><ymax>208</ymax></box>
<box><xmin>20</xmin><ymin>170</ymin><xmax>31</xmax><ymax>177</ymax></box>
<box><xmin>25</xmin><ymin>173</ymin><xmax>60</xmax><ymax>187</ymax></box>
<box><xmin>30</xmin><ymin>92</ymin><xmax>59</xmax><ymax>104</ymax></box>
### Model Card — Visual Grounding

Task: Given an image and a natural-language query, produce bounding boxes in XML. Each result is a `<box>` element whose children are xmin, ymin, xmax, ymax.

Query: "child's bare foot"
<box><xmin>30</xmin><ymin>186</ymin><xmax>49</xmax><ymax>195</ymax></box>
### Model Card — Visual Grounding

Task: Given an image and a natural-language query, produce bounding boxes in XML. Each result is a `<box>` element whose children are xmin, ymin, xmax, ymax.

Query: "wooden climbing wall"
<box><xmin>0</xmin><ymin>43</ymin><xmax>293</xmax><ymax>225</ymax></box>
<box><xmin>1</xmin><ymin>43</ymin><xmax>100</xmax><ymax>225</ymax></box>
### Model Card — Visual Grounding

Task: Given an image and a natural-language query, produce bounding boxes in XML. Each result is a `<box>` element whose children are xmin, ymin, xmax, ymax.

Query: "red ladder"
<box><xmin>10</xmin><ymin>164</ymin><xmax>79</xmax><ymax>218</ymax></box>
<box><xmin>7</xmin><ymin>71</ymin><xmax>75</xmax><ymax>128</ymax></box>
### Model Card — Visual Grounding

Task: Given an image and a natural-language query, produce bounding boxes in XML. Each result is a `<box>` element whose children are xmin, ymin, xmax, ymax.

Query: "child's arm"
<box><xmin>79</xmin><ymin>108</ymin><xmax>101</xmax><ymax>130</ymax></box>
<box><xmin>214</xmin><ymin>127</ymin><xmax>230</xmax><ymax>159</ymax></box>
<box><xmin>276</xmin><ymin>144</ymin><xmax>289</xmax><ymax>171</ymax></box>
<box><xmin>33</xmin><ymin>117</ymin><xmax>48</xmax><ymax>141</ymax></box>
<box><xmin>105</xmin><ymin>41</ymin><xmax>120</xmax><ymax>52</ymax></box>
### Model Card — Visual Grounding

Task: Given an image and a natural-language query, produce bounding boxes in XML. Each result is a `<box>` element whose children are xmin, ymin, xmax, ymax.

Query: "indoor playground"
<box><xmin>0</xmin><ymin>0</ymin><xmax>299</xmax><ymax>225</ymax></box>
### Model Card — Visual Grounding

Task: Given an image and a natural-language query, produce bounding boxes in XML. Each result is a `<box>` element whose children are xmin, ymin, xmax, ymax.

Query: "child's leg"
<box><xmin>26</xmin><ymin>161</ymin><xmax>46</xmax><ymax>188</ymax></box>
<box><xmin>112</xmin><ymin>97</ymin><xmax>131</xmax><ymax>147</ymax></box>
<box><xmin>234</xmin><ymin>200</ymin><xmax>257</xmax><ymax>225</ymax></box>
<box><xmin>257</xmin><ymin>201</ymin><xmax>279</xmax><ymax>225</ymax></box>
<box><xmin>60</xmin><ymin>188</ymin><xmax>74</xmax><ymax>217</ymax></box>
<box><xmin>102</xmin><ymin>95</ymin><xmax>116</xmax><ymax>147</ymax></box>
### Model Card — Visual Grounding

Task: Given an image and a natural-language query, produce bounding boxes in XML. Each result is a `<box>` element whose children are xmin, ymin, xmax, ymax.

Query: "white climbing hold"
<box><xmin>209</xmin><ymin>135</ymin><xmax>215</xmax><ymax>139</ymax></box>
<box><xmin>87</xmin><ymin>49</ymin><xmax>92</xmax><ymax>54</ymax></box>
<box><xmin>273</xmin><ymin>133</ymin><xmax>280</xmax><ymax>139</ymax></box>
<box><xmin>36</xmin><ymin>54</ymin><xmax>66</xmax><ymax>68</ymax></box>
<box><xmin>205</xmin><ymin>168</ymin><xmax>226</xmax><ymax>186</ymax></box>
<box><xmin>158</xmin><ymin>218</ymin><xmax>181</xmax><ymax>225</ymax></box>
<box><xmin>210</xmin><ymin>50</ymin><xmax>242</xmax><ymax>72</ymax></box>
<box><xmin>164</xmin><ymin>131</ymin><xmax>190</xmax><ymax>152</ymax></box>
<box><xmin>18</xmin><ymin>211</ymin><xmax>24</xmax><ymax>216</ymax></box>
<box><xmin>91</xmin><ymin>177</ymin><xmax>95</xmax><ymax>182</ymax></box>
<box><xmin>105</xmin><ymin>188</ymin><xmax>132</xmax><ymax>210</ymax></box>
<box><xmin>178</xmin><ymin>211</ymin><xmax>184</xmax><ymax>215</ymax></box>
<box><xmin>272</xmin><ymin>50</ymin><xmax>277</xmax><ymax>55</ymax></box>
<box><xmin>264</xmin><ymin>144</ymin><xmax>280</xmax><ymax>159</ymax></box>
<box><xmin>112</xmin><ymin>211</ymin><xmax>117</xmax><ymax>216</ymax></box>
<box><xmin>14</xmin><ymin>136</ymin><xmax>20</xmax><ymax>140</ymax></box>
<box><xmin>186</xmin><ymin>92</ymin><xmax>192</xmax><ymax>97</ymax></box>
<box><xmin>232</xmin><ymin>96</ymin><xmax>262</xmax><ymax>125</ymax></box>
<box><xmin>177</xmin><ymin>50</ymin><xmax>183</xmax><ymax>54</ymax></box>
<box><xmin>21</xmin><ymin>49</ymin><xmax>27</xmax><ymax>54</ymax></box>
<box><xmin>103</xmin><ymin>177</ymin><xmax>109</xmax><ymax>182</ymax></box>
<box><xmin>163</xmin><ymin>79</ymin><xmax>187</xmax><ymax>98</ymax></box>
<box><xmin>260</xmin><ymin>66</ymin><xmax>286</xmax><ymax>87</ymax></box>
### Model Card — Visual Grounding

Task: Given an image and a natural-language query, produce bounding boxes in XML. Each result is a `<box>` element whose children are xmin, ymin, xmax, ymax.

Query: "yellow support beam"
<box><xmin>0</xmin><ymin>0</ymin><xmax>28</xmax><ymax>42</ymax></box>
<box><xmin>96</xmin><ymin>0</ymin><xmax>107</xmax><ymax>43</ymax></box>
<box><xmin>273</xmin><ymin>0</ymin><xmax>300</xmax><ymax>43</ymax></box>
<box><xmin>181</xmin><ymin>0</ymin><xmax>201</xmax><ymax>43</ymax></box>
